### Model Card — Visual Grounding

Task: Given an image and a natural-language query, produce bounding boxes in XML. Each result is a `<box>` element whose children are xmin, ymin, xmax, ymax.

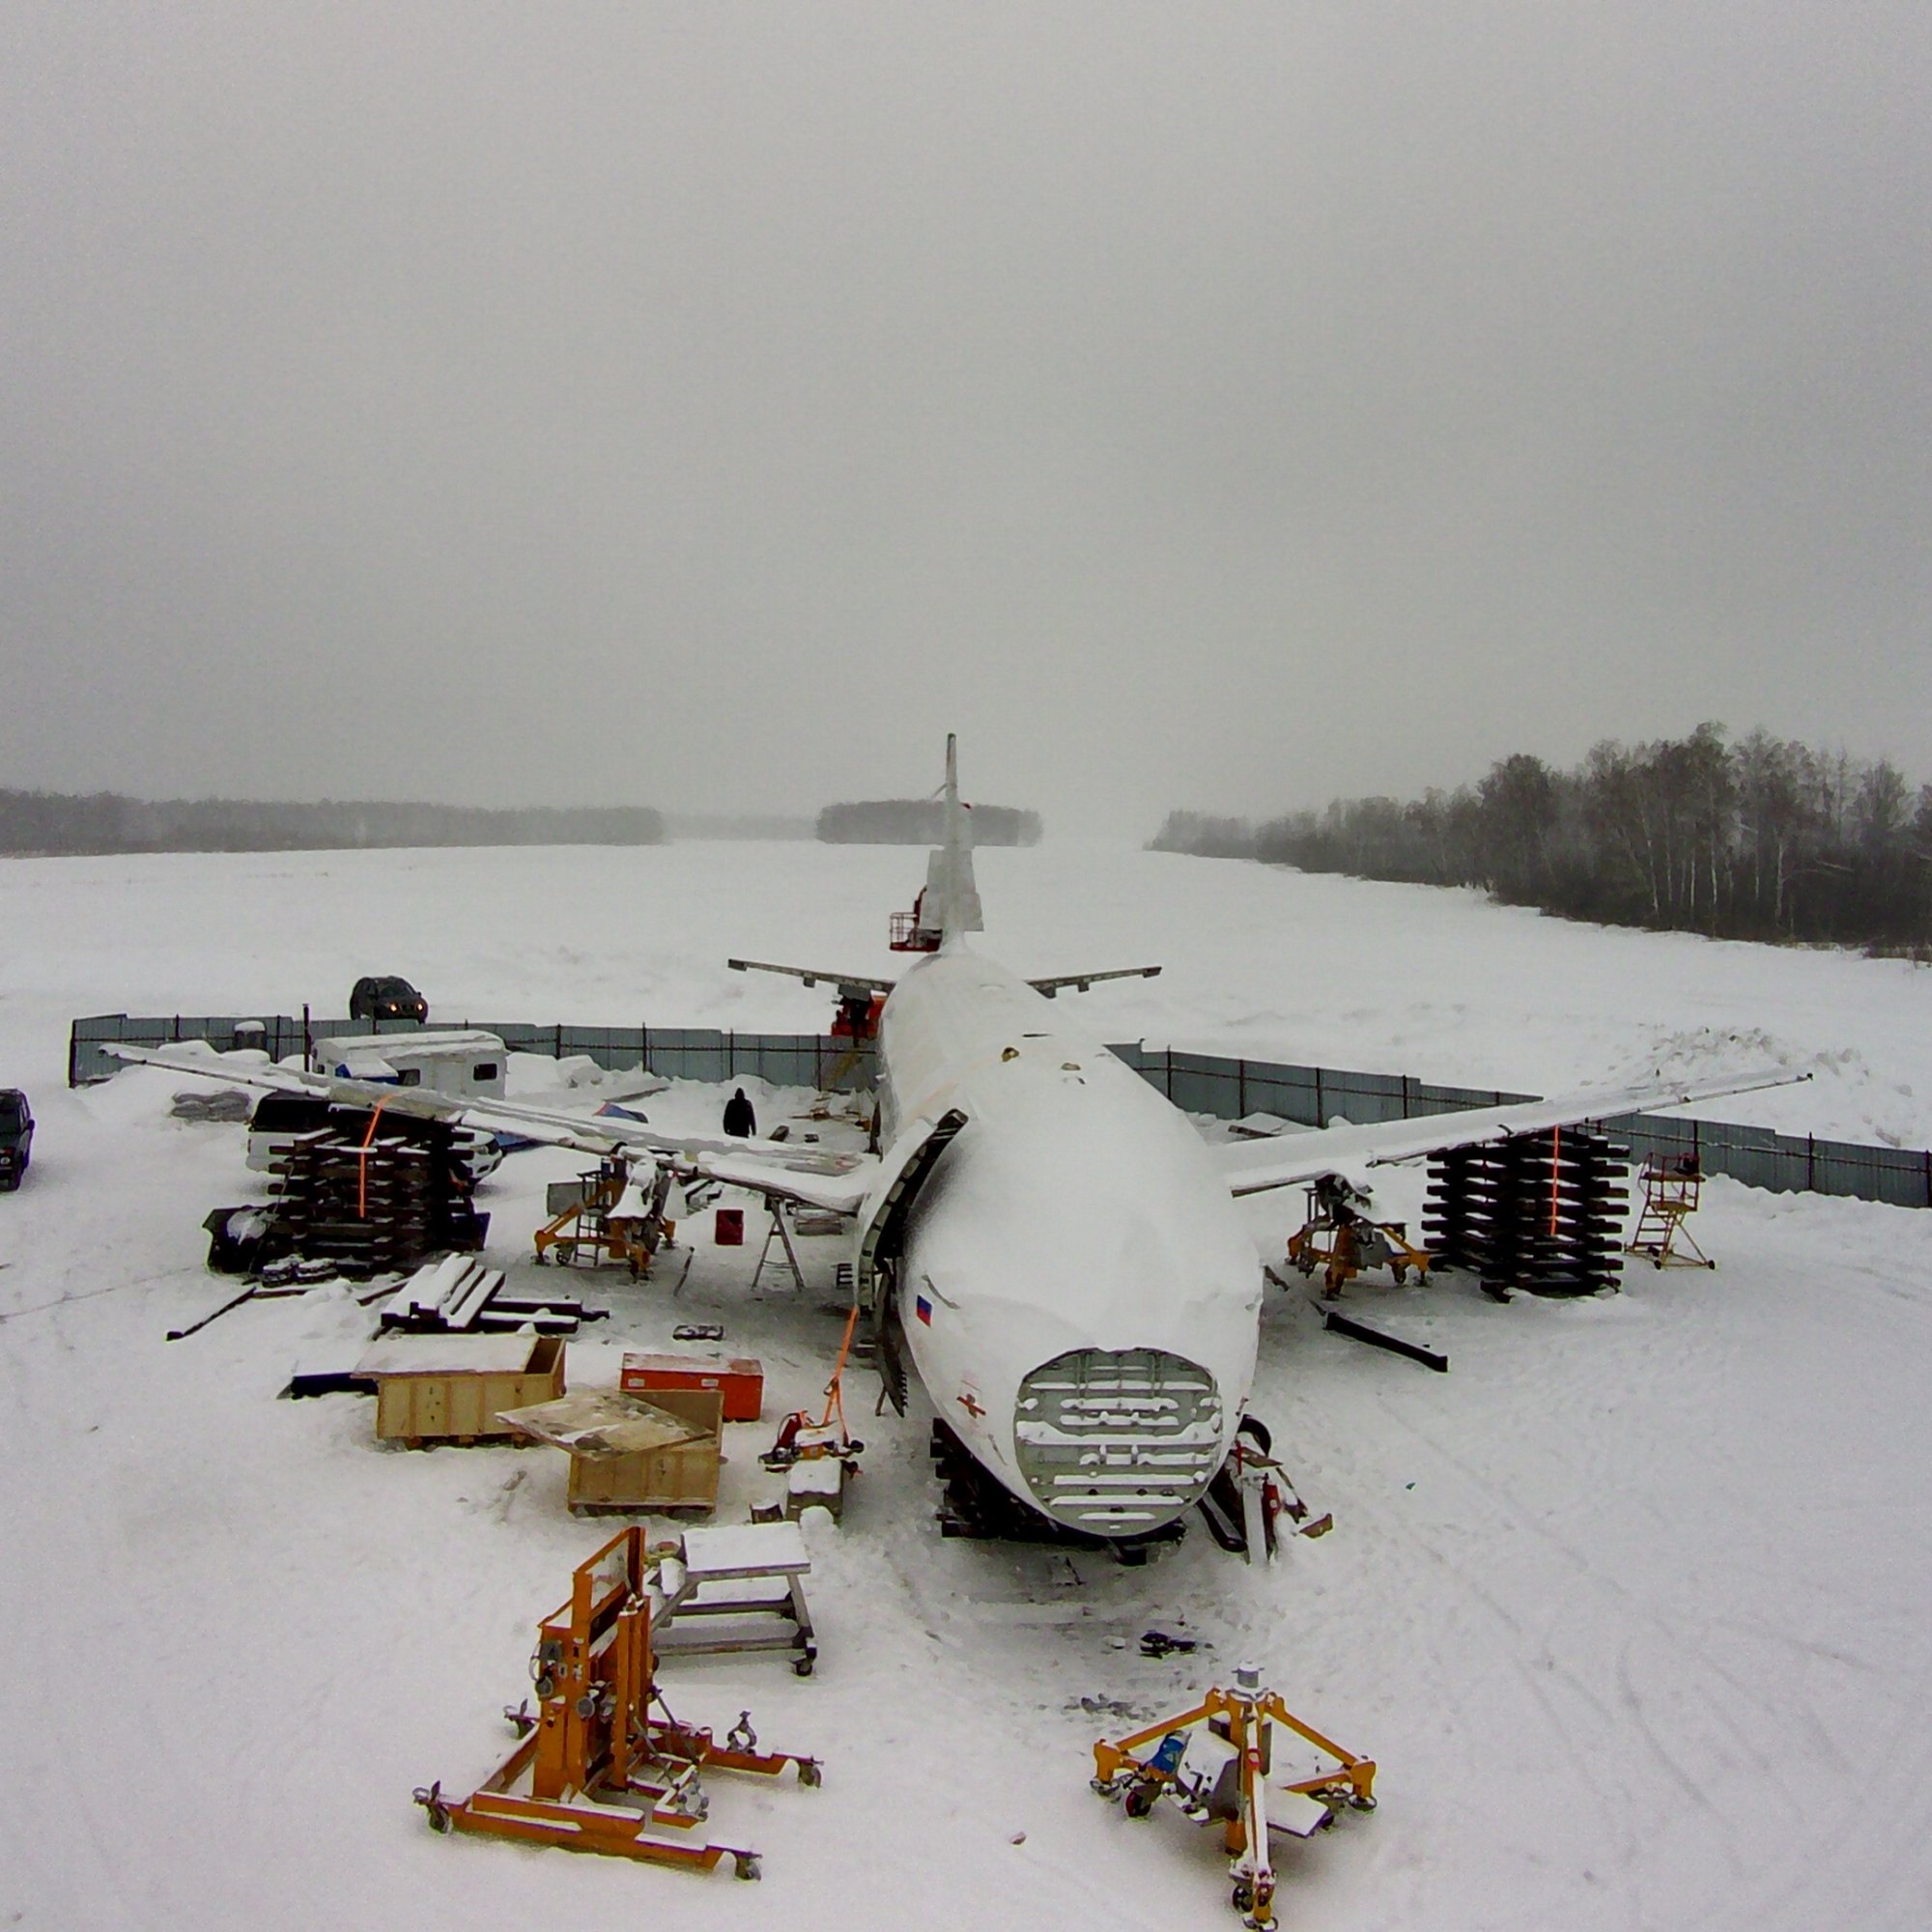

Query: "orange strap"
<box><xmin>357</xmin><ymin>1101</ymin><xmax>387</xmax><ymax>1218</ymax></box>
<box><xmin>819</xmin><ymin>1302</ymin><xmax>860</xmax><ymax>1432</ymax></box>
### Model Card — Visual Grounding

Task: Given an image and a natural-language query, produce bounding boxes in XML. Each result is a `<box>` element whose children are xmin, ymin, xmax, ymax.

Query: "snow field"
<box><xmin>2</xmin><ymin>840</ymin><xmax>1930</xmax><ymax>1930</ymax></box>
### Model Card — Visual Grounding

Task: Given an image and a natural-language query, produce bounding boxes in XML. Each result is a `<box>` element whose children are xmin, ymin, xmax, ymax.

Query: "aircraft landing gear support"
<box><xmin>1196</xmin><ymin>1418</ymin><xmax>1331</xmax><ymax>1562</ymax></box>
<box><xmin>1091</xmin><ymin>1663</ymin><xmax>1376</xmax><ymax>1929</ymax></box>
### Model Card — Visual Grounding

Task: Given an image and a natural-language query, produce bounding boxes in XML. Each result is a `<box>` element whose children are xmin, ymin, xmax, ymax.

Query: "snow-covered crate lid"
<box><xmin>355</xmin><ymin>1331</ymin><xmax>553</xmax><ymax>1377</ymax></box>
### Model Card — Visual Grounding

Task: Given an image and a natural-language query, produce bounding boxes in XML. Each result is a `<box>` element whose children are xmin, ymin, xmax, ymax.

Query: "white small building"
<box><xmin>310</xmin><ymin>1029</ymin><xmax>508</xmax><ymax>1100</ymax></box>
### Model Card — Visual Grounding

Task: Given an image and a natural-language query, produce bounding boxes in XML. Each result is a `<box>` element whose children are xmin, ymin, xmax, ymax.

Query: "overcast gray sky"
<box><xmin>3</xmin><ymin>3</ymin><xmax>1927</xmax><ymax>835</ymax></box>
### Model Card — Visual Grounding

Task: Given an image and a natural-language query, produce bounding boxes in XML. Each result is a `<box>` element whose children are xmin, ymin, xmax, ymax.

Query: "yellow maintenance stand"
<box><xmin>1092</xmin><ymin>1663</ymin><xmax>1376</xmax><ymax>1929</ymax></box>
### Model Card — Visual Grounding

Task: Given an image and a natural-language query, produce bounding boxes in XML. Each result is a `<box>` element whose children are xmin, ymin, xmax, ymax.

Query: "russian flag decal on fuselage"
<box><xmin>915</xmin><ymin>1293</ymin><xmax>933</xmax><ymax>1324</ymax></box>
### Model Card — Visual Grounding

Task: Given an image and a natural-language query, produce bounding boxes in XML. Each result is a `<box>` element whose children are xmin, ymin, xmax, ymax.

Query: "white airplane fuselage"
<box><xmin>871</xmin><ymin>942</ymin><xmax>1263</xmax><ymax>1540</ymax></box>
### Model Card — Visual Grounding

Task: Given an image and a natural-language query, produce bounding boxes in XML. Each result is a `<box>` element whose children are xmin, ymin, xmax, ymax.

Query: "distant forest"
<box><xmin>817</xmin><ymin>799</ymin><xmax>1043</xmax><ymax>845</ymax></box>
<box><xmin>0</xmin><ymin>790</ymin><xmax>665</xmax><ymax>856</ymax></box>
<box><xmin>1151</xmin><ymin>725</ymin><xmax>1932</xmax><ymax>953</ymax></box>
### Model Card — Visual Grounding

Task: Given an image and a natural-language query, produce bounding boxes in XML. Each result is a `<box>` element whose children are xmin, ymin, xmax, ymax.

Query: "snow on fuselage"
<box><xmin>875</xmin><ymin>943</ymin><xmax>1262</xmax><ymax>1539</ymax></box>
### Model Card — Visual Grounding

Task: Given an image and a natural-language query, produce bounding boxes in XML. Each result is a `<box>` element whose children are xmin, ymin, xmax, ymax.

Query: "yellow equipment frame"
<box><xmin>1286</xmin><ymin>1183</ymin><xmax>1433</xmax><ymax>1296</ymax></box>
<box><xmin>533</xmin><ymin>1157</ymin><xmax>668</xmax><ymax>1277</ymax></box>
<box><xmin>414</xmin><ymin>1526</ymin><xmax>818</xmax><ymax>1881</ymax></box>
<box><xmin>1093</xmin><ymin>1673</ymin><xmax>1375</xmax><ymax>1929</ymax></box>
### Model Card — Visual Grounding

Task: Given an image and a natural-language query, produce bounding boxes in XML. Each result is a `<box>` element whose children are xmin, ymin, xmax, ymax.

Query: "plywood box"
<box><xmin>358</xmin><ymin>1332</ymin><xmax>566</xmax><ymax>1446</ymax></box>
<box><xmin>567</xmin><ymin>1386</ymin><xmax>723</xmax><ymax>1516</ymax></box>
<box><xmin>620</xmin><ymin>1351</ymin><xmax>764</xmax><ymax>1423</ymax></box>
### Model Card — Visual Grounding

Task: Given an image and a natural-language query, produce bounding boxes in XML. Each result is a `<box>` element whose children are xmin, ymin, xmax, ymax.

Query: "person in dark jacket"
<box><xmin>722</xmin><ymin>1087</ymin><xmax>756</xmax><ymax>1138</ymax></box>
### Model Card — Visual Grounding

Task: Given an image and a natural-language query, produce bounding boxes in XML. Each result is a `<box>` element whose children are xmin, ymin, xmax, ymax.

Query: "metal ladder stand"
<box><xmin>752</xmin><ymin>1201</ymin><xmax>807</xmax><ymax>1293</ymax></box>
<box><xmin>1625</xmin><ymin>1153</ymin><xmax>1716</xmax><ymax>1268</ymax></box>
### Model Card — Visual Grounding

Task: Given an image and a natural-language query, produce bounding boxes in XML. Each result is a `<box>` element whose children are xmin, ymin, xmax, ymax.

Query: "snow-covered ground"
<box><xmin>2</xmin><ymin>841</ymin><xmax>1929</xmax><ymax>1931</ymax></box>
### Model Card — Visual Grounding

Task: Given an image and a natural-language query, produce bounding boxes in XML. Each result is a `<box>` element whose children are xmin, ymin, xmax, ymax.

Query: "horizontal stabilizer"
<box><xmin>1029</xmin><ymin>966</ymin><xmax>1162</xmax><ymax>998</ymax></box>
<box><xmin>727</xmin><ymin>958</ymin><xmax>895</xmax><ymax>998</ymax></box>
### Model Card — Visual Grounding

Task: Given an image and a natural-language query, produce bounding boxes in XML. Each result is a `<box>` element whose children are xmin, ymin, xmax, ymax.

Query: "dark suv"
<box><xmin>0</xmin><ymin>1090</ymin><xmax>33</xmax><ymax>1190</ymax></box>
<box><xmin>349</xmin><ymin>976</ymin><xmax>428</xmax><ymax>1023</ymax></box>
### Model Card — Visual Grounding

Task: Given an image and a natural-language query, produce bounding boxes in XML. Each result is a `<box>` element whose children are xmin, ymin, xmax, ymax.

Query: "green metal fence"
<box><xmin>71</xmin><ymin>1013</ymin><xmax>1930</xmax><ymax>1209</ymax></box>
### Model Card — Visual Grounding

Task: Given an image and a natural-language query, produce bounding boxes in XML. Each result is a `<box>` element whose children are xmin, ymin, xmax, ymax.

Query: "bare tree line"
<box><xmin>0</xmin><ymin>790</ymin><xmax>665</xmax><ymax>855</ymax></box>
<box><xmin>1151</xmin><ymin>725</ymin><xmax>1932</xmax><ymax>953</ymax></box>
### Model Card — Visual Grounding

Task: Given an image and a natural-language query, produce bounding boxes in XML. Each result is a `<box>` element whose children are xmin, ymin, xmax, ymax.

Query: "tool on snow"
<box><xmin>1320</xmin><ymin>1307</ymin><xmax>1449</xmax><ymax>1373</ymax></box>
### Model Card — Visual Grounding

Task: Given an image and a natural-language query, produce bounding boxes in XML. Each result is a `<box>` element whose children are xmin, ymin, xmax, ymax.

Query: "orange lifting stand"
<box><xmin>413</xmin><ymin>1526</ymin><xmax>819</xmax><ymax>1882</ymax></box>
<box><xmin>1626</xmin><ymin>1152</ymin><xmax>1717</xmax><ymax>1269</ymax></box>
<box><xmin>1285</xmin><ymin>1175</ymin><xmax>1432</xmax><ymax>1297</ymax></box>
<box><xmin>1092</xmin><ymin>1664</ymin><xmax>1376</xmax><ymax>1930</ymax></box>
<box><xmin>533</xmin><ymin>1156</ymin><xmax>670</xmax><ymax>1276</ymax></box>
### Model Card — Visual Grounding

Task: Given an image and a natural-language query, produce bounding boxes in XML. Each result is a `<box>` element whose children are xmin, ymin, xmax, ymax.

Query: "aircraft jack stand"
<box><xmin>1091</xmin><ymin>1664</ymin><xmax>1376</xmax><ymax>1929</ymax></box>
<box><xmin>1285</xmin><ymin>1176</ymin><xmax>1432</xmax><ymax>1296</ymax></box>
<box><xmin>412</xmin><ymin>1527</ymin><xmax>820</xmax><ymax>1881</ymax></box>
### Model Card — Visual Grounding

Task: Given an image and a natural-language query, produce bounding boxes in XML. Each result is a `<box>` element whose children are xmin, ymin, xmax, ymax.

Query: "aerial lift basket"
<box><xmin>412</xmin><ymin>1526</ymin><xmax>819</xmax><ymax>1880</ymax></box>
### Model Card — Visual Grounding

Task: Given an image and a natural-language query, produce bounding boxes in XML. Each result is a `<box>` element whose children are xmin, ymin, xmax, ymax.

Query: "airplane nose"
<box><xmin>1012</xmin><ymin>1348</ymin><xmax>1226</xmax><ymax>1536</ymax></box>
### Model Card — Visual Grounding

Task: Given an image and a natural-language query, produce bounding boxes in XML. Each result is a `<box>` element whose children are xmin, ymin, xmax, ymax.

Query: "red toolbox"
<box><xmin>620</xmin><ymin>1351</ymin><xmax>765</xmax><ymax>1424</ymax></box>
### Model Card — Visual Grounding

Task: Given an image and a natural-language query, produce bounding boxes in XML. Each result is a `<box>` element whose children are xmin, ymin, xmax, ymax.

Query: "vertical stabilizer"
<box><xmin>923</xmin><ymin>734</ymin><xmax>983</xmax><ymax>943</ymax></box>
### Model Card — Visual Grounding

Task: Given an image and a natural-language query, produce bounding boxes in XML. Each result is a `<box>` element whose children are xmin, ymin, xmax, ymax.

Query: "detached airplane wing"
<box><xmin>106</xmin><ymin>1043</ymin><xmax>878</xmax><ymax>1216</ymax></box>
<box><xmin>1210</xmin><ymin>1065</ymin><xmax>1812</xmax><ymax>1199</ymax></box>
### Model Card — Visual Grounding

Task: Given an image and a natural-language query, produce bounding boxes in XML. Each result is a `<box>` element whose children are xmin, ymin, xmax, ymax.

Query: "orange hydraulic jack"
<box><xmin>1092</xmin><ymin>1664</ymin><xmax>1376</xmax><ymax>1929</ymax></box>
<box><xmin>413</xmin><ymin>1527</ymin><xmax>819</xmax><ymax>1881</ymax></box>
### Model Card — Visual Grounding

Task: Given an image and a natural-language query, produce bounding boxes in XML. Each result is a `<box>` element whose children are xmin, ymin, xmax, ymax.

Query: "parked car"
<box><xmin>0</xmin><ymin>1089</ymin><xmax>34</xmax><ymax>1189</ymax></box>
<box><xmin>349</xmin><ymin>975</ymin><xmax>428</xmax><ymax>1023</ymax></box>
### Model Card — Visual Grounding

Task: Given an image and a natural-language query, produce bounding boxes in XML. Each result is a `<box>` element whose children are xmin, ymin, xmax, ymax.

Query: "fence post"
<box><xmin>68</xmin><ymin>1023</ymin><xmax>79</xmax><ymax>1089</ymax></box>
<box><xmin>1314</xmin><ymin>1066</ymin><xmax>1324</xmax><ymax>1125</ymax></box>
<box><xmin>1401</xmin><ymin>1073</ymin><xmax>1410</xmax><ymax>1120</ymax></box>
<box><xmin>1164</xmin><ymin>1045</ymin><xmax>1173</xmax><ymax>1099</ymax></box>
<box><xmin>1237</xmin><ymin>1058</ymin><xmax>1247</xmax><ymax>1119</ymax></box>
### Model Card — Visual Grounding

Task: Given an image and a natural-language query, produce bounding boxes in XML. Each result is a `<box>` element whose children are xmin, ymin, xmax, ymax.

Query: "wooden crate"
<box><xmin>620</xmin><ymin>1351</ymin><xmax>764</xmax><ymax>1423</ymax></box>
<box><xmin>567</xmin><ymin>1386</ymin><xmax>723</xmax><ymax>1515</ymax></box>
<box><xmin>361</xmin><ymin>1333</ymin><xmax>566</xmax><ymax>1447</ymax></box>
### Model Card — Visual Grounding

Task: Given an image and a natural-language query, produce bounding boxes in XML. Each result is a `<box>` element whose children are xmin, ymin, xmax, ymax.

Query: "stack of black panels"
<box><xmin>1424</xmin><ymin>1129</ymin><xmax>1629</xmax><ymax>1297</ymax></box>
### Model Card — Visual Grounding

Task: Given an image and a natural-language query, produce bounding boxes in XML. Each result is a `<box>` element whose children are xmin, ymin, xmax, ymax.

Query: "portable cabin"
<box><xmin>311</xmin><ymin>1029</ymin><xmax>508</xmax><ymax>1100</ymax></box>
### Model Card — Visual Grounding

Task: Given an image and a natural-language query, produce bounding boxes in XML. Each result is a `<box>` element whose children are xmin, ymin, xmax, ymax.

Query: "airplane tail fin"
<box><xmin>923</xmin><ymin>733</ymin><xmax>983</xmax><ymax>945</ymax></box>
